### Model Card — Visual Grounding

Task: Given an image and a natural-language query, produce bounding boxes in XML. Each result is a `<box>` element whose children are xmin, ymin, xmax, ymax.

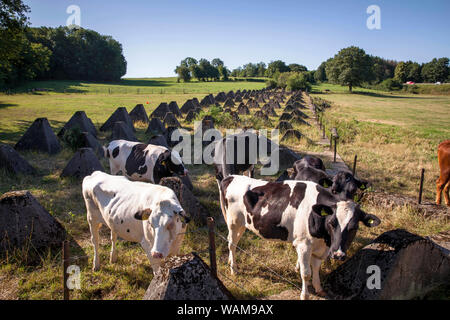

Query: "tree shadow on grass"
<box><xmin>118</xmin><ymin>79</ymin><xmax>170</xmax><ymax>87</ymax></box>
<box><xmin>0</xmin><ymin>102</ymin><xmax>18</xmax><ymax>109</ymax></box>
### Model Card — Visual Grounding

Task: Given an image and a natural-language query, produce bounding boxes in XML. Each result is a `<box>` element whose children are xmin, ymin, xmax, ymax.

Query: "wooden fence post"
<box><xmin>207</xmin><ymin>217</ymin><xmax>217</xmax><ymax>278</ymax></box>
<box><xmin>331</xmin><ymin>128</ymin><xmax>339</xmax><ymax>163</ymax></box>
<box><xmin>62</xmin><ymin>240</ymin><xmax>70</xmax><ymax>300</ymax></box>
<box><xmin>418</xmin><ymin>168</ymin><xmax>425</xmax><ymax>204</ymax></box>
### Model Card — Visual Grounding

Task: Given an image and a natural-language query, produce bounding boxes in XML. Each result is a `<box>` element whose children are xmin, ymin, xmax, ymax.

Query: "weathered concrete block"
<box><xmin>323</xmin><ymin>229</ymin><xmax>450</xmax><ymax>300</ymax></box>
<box><xmin>0</xmin><ymin>191</ymin><xmax>66</xmax><ymax>256</ymax></box>
<box><xmin>143</xmin><ymin>253</ymin><xmax>234</xmax><ymax>300</ymax></box>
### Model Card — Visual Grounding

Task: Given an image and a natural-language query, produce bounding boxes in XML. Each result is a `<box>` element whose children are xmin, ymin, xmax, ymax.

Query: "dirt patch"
<box><xmin>364</xmin><ymin>191</ymin><xmax>450</xmax><ymax>218</ymax></box>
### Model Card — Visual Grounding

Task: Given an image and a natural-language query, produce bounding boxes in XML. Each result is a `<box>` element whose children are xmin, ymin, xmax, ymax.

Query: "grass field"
<box><xmin>0</xmin><ymin>79</ymin><xmax>449</xmax><ymax>300</ymax></box>
<box><xmin>311</xmin><ymin>86</ymin><xmax>450</xmax><ymax>201</ymax></box>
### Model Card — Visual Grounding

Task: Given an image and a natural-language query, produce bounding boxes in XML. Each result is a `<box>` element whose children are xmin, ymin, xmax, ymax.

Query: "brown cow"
<box><xmin>436</xmin><ymin>139</ymin><xmax>450</xmax><ymax>206</ymax></box>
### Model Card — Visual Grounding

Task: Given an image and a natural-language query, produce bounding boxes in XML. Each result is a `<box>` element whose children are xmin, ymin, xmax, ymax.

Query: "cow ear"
<box><xmin>243</xmin><ymin>189</ymin><xmax>263</xmax><ymax>210</ymax></box>
<box><xmin>361</xmin><ymin>213</ymin><xmax>381</xmax><ymax>227</ymax></box>
<box><xmin>134</xmin><ymin>208</ymin><xmax>152</xmax><ymax>221</ymax></box>
<box><xmin>312</xmin><ymin>204</ymin><xmax>334</xmax><ymax>217</ymax></box>
<box><xmin>319</xmin><ymin>178</ymin><xmax>333</xmax><ymax>188</ymax></box>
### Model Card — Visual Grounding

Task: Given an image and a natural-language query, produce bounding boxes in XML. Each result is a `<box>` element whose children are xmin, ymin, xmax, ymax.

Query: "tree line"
<box><xmin>315</xmin><ymin>46</ymin><xmax>449</xmax><ymax>92</ymax></box>
<box><xmin>230</xmin><ymin>61</ymin><xmax>308</xmax><ymax>78</ymax></box>
<box><xmin>174</xmin><ymin>58</ymin><xmax>230</xmax><ymax>82</ymax></box>
<box><xmin>0</xmin><ymin>0</ymin><xmax>127</xmax><ymax>89</ymax></box>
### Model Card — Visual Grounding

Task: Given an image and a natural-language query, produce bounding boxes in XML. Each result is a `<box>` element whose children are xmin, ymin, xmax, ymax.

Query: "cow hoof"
<box><xmin>93</xmin><ymin>266</ymin><xmax>100</xmax><ymax>272</ymax></box>
<box><xmin>300</xmin><ymin>293</ymin><xmax>309</xmax><ymax>300</ymax></box>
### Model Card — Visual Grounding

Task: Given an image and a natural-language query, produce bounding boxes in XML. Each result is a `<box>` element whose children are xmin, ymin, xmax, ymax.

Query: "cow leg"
<box><xmin>110</xmin><ymin>230</ymin><xmax>118</xmax><ymax>263</ymax></box>
<box><xmin>85</xmin><ymin>197</ymin><xmax>102</xmax><ymax>272</ymax></box>
<box><xmin>436</xmin><ymin>177</ymin><xmax>445</xmax><ymax>205</ymax></box>
<box><xmin>295</xmin><ymin>241</ymin><xmax>312</xmax><ymax>300</ymax></box>
<box><xmin>311</xmin><ymin>256</ymin><xmax>326</xmax><ymax>297</ymax></box>
<box><xmin>444</xmin><ymin>181</ymin><xmax>450</xmax><ymax>206</ymax></box>
<box><xmin>140</xmin><ymin>239</ymin><xmax>161</xmax><ymax>274</ymax></box>
<box><xmin>88</xmin><ymin>220</ymin><xmax>101</xmax><ymax>271</ymax></box>
<box><xmin>228</xmin><ymin>225</ymin><xmax>245</xmax><ymax>275</ymax></box>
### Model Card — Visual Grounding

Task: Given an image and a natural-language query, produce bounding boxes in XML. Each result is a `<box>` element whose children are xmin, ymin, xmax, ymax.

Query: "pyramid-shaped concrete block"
<box><xmin>58</xmin><ymin>111</ymin><xmax>97</xmax><ymax>138</ymax></box>
<box><xmin>323</xmin><ymin>229</ymin><xmax>450</xmax><ymax>300</ymax></box>
<box><xmin>129</xmin><ymin>104</ymin><xmax>149</xmax><ymax>124</ymax></box>
<box><xmin>0</xmin><ymin>191</ymin><xmax>66</xmax><ymax>256</ymax></box>
<box><xmin>61</xmin><ymin>148</ymin><xmax>104</xmax><ymax>179</ymax></box>
<box><xmin>15</xmin><ymin>118</ymin><xmax>61</xmax><ymax>154</ymax></box>
<box><xmin>80</xmin><ymin>132</ymin><xmax>104</xmax><ymax>158</ymax></box>
<box><xmin>143</xmin><ymin>253</ymin><xmax>234</xmax><ymax>300</ymax></box>
<box><xmin>146</xmin><ymin>117</ymin><xmax>167</xmax><ymax>136</ymax></box>
<box><xmin>0</xmin><ymin>144</ymin><xmax>36</xmax><ymax>175</ymax></box>
<box><xmin>159</xmin><ymin>177</ymin><xmax>206</xmax><ymax>224</ymax></box>
<box><xmin>100</xmin><ymin>107</ymin><xmax>135</xmax><ymax>132</ymax></box>
<box><xmin>110</xmin><ymin>121</ymin><xmax>138</xmax><ymax>142</ymax></box>
<box><xmin>163</xmin><ymin>112</ymin><xmax>181</xmax><ymax>128</ymax></box>
<box><xmin>168</xmin><ymin>101</ymin><xmax>182</xmax><ymax>117</ymax></box>
<box><xmin>151</xmin><ymin>103</ymin><xmax>170</xmax><ymax>119</ymax></box>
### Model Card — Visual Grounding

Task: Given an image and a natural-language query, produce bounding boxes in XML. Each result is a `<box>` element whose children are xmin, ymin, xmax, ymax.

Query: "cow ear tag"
<box><xmin>321</xmin><ymin>209</ymin><xmax>329</xmax><ymax>216</ymax></box>
<box><xmin>368</xmin><ymin>218</ymin><xmax>374</xmax><ymax>224</ymax></box>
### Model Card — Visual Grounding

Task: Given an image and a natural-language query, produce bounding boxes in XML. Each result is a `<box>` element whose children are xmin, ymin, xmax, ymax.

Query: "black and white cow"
<box><xmin>104</xmin><ymin>140</ymin><xmax>188</xmax><ymax>184</ymax></box>
<box><xmin>219</xmin><ymin>175</ymin><xmax>380</xmax><ymax>300</ymax></box>
<box><xmin>291</xmin><ymin>156</ymin><xmax>369</xmax><ymax>201</ymax></box>
<box><xmin>82</xmin><ymin>171</ymin><xmax>190</xmax><ymax>272</ymax></box>
<box><xmin>213</xmin><ymin>131</ymin><xmax>273</xmax><ymax>182</ymax></box>
<box><xmin>331</xmin><ymin>171</ymin><xmax>370</xmax><ymax>201</ymax></box>
<box><xmin>291</xmin><ymin>159</ymin><xmax>333</xmax><ymax>187</ymax></box>
<box><xmin>296</xmin><ymin>155</ymin><xmax>326</xmax><ymax>171</ymax></box>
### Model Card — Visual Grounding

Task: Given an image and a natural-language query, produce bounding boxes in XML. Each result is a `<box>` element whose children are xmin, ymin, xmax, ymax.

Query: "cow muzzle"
<box><xmin>151</xmin><ymin>251</ymin><xmax>164</xmax><ymax>259</ymax></box>
<box><xmin>331</xmin><ymin>250</ymin><xmax>346</xmax><ymax>261</ymax></box>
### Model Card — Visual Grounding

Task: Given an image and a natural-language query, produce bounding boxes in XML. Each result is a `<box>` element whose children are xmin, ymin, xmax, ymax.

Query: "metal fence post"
<box><xmin>62</xmin><ymin>240</ymin><xmax>70</xmax><ymax>300</ymax></box>
<box><xmin>207</xmin><ymin>217</ymin><xmax>217</xmax><ymax>278</ymax></box>
<box><xmin>418</xmin><ymin>168</ymin><xmax>425</xmax><ymax>204</ymax></box>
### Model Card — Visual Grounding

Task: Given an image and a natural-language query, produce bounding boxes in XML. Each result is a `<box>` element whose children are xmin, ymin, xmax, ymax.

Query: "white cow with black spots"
<box><xmin>82</xmin><ymin>171</ymin><xmax>190</xmax><ymax>273</ymax></box>
<box><xmin>104</xmin><ymin>140</ymin><xmax>188</xmax><ymax>184</ymax></box>
<box><xmin>218</xmin><ymin>175</ymin><xmax>381</xmax><ymax>300</ymax></box>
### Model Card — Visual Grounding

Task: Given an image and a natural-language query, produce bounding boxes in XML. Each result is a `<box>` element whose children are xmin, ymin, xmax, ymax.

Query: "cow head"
<box><xmin>160</xmin><ymin>150</ymin><xmax>188</xmax><ymax>177</ymax></box>
<box><xmin>331</xmin><ymin>171</ymin><xmax>370</xmax><ymax>200</ymax></box>
<box><xmin>298</xmin><ymin>156</ymin><xmax>325</xmax><ymax>171</ymax></box>
<box><xmin>309</xmin><ymin>201</ymin><xmax>380</xmax><ymax>260</ymax></box>
<box><xmin>134</xmin><ymin>200</ymin><xmax>190</xmax><ymax>259</ymax></box>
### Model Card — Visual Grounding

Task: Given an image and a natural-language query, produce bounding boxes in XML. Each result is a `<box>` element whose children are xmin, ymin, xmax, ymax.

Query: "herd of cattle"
<box><xmin>78</xmin><ymin>88</ymin><xmax>391</xmax><ymax>300</ymax></box>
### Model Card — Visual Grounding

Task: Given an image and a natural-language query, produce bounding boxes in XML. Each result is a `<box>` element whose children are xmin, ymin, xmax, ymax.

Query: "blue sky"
<box><xmin>24</xmin><ymin>0</ymin><xmax>450</xmax><ymax>78</ymax></box>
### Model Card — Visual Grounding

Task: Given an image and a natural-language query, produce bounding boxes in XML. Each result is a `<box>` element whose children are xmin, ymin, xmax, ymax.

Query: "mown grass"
<box><xmin>0</xmin><ymin>80</ymin><xmax>448</xmax><ymax>300</ymax></box>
